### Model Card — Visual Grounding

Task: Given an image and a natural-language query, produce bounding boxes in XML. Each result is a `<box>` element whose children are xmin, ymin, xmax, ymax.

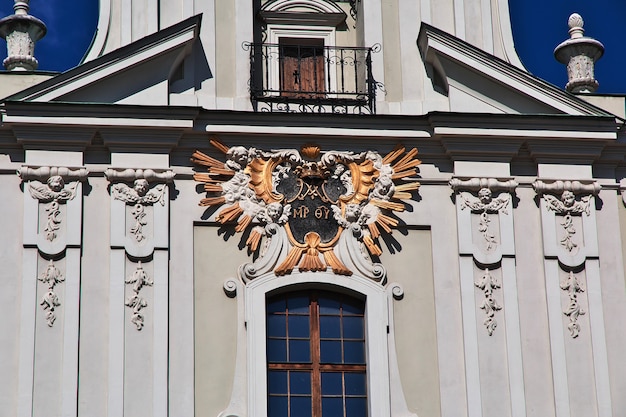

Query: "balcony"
<box><xmin>246</xmin><ymin>42</ymin><xmax>379</xmax><ymax>114</ymax></box>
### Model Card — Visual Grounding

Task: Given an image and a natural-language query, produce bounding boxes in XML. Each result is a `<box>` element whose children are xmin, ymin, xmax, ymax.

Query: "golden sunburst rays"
<box><xmin>356</xmin><ymin>146</ymin><xmax>421</xmax><ymax>257</ymax></box>
<box><xmin>191</xmin><ymin>138</ymin><xmax>236</xmax><ymax>206</ymax></box>
<box><xmin>246</xmin><ymin>227</ymin><xmax>264</xmax><ymax>252</ymax></box>
<box><xmin>387</xmin><ymin>146</ymin><xmax>421</xmax><ymax>180</ymax></box>
<box><xmin>275</xmin><ymin>232</ymin><xmax>351</xmax><ymax>276</ymax></box>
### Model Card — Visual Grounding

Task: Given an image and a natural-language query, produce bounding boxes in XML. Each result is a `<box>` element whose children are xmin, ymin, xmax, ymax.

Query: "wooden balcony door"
<box><xmin>279</xmin><ymin>38</ymin><xmax>325</xmax><ymax>99</ymax></box>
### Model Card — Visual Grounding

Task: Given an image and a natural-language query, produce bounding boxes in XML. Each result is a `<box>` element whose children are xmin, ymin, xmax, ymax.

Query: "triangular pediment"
<box><xmin>418</xmin><ymin>23</ymin><xmax>613</xmax><ymax>117</ymax></box>
<box><xmin>4</xmin><ymin>15</ymin><xmax>202</xmax><ymax>105</ymax></box>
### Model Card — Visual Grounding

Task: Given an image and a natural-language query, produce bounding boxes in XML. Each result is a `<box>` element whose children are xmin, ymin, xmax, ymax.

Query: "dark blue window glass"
<box><xmin>268</xmin><ymin>371</ymin><xmax>288</xmax><ymax>394</ymax></box>
<box><xmin>343</xmin><ymin>341</ymin><xmax>365</xmax><ymax>364</ymax></box>
<box><xmin>268</xmin><ymin>396</ymin><xmax>288</xmax><ymax>417</ymax></box>
<box><xmin>267</xmin><ymin>291</ymin><xmax>367</xmax><ymax>417</ymax></box>
<box><xmin>320</xmin><ymin>316</ymin><xmax>341</xmax><ymax>338</ymax></box>
<box><xmin>343</xmin><ymin>316</ymin><xmax>364</xmax><ymax>339</ymax></box>
<box><xmin>344</xmin><ymin>373</ymin><xmax>366</xmax><ymax>395</ymax></box>
<box><xmin>346</xmin><ymin>398</ymin><xmax>367</xmax><ymax>417</ymax></box>
<box><xmin>288</xmin><ymin>315</ymin><xmax>310</xmax><ymax>338</ymax></box>
<box><xmin>289</xmin><ymin>340</ymin><xmax>311</xmax><ymax>362</ymax></box>
<box><xmin>322</xmin><ymin>397</ymin><xmax>343</xmax><ymax>417</ymax></box>
<box><xmin>320</xmin><ymin>340</ymin><xmax>342</xmax><ymax>363</ymax></box>
<box><xmin>267</xmin><ymin>339</ymin><xmax>287</xmax><ymax>362</ymax></box>
<box><xmin>267</xmin><ymin>314</ymin><xmax>286</xmax><ymax>337</ymax></box>
<box><xmin>291</xmin><ymin>396</ymin><xmax>312</xmax><ymax>416</ymax></box>
<box><xmin>290</xmin><ymin>371</ymin><xmax>311</xmax><ymax>394</ymax></box>
<box><xmin>321</xmin><ymin>372</ymin><xmax>342</xmax><ymax>395</ymax></box>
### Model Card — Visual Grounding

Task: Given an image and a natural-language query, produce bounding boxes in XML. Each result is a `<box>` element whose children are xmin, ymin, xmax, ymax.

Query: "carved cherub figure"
<box><xmin>47</xmin><ymin>175</ymin><xmax>65</xmax><ymax>192</ymax></box>
<box><xmin>459</xmin><ymin>187</ymin><xmax>510</xmax><ymax>214</ymax></box>
<box><xmin>133</xmin><ymin>179</ymin><xmax>149</xmax><ymax>197</ymax></box>
<box><xmin>28</xmin><ymin>175</ymin><xmax>76</xmax><ymax>202</ymax></box>
<box><xmin>543</xmin><ymin>190</ymin><xmax>591</xmax><ymax>215</ymax></box>
<box><xmin>478</xmin><ymin>187</ymin><xmax>492</xmax><ymax>204</ymax></box>
<box><xmin>111</xmin><ymin>179</ymin><xmax>166</xmax><ymax>206</ymax></box>
<box><xmin>258</xmin><ymin>202</ymin><xmax>291</xmax><ymax>225</ymax></box>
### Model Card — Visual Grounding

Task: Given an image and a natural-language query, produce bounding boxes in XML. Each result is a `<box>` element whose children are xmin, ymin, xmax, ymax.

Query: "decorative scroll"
<box><xmin>27</xmin><ymin>176</ymin><xmax>78</xmax><ymax>241</ymax></box>
<box><xmin>192</xmin><ymin>138</ymin><xmax>420</xmax><ymax>277</ymax></box>
<box><xmin>474</xmin><ymin>268</ymin><xmax>502</xmax><ymax>336</ymax></box>
<box><xmin>38</xmin><ymin>260</ymin><xmax>65</xmax><ymax>327</ymax></box>
<box><xmin>125</xmin><ymin>262</ymin><xmax>153</xmax><ymax>330</ymax></box>
<box><xmin>560</xmin><ymin>271</ymin><xmax>585</xmax><ymax>338</ymax></box>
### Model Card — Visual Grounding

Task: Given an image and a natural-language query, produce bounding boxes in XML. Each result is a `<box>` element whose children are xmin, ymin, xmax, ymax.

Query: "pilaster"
<box><xmin>17</xmin><ymin>159</ymin><xmax>88</xmax><ymax>417</ymax></box>
<box><xmin>533</xmin><ymin>173</ymin><xmax>612</xmax><ymax>417</ymax></box>
<box><xmin>105</xmin><ymin>166</ymin><xmax>174</xmax><ymax>417</ymax></box>
<box><xmin>450</xmin><ymin>163</ymin><xmax>525</xmax><ymax>417</ymax></box>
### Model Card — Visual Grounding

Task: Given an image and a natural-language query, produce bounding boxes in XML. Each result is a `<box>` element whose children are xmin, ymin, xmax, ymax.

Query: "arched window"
<box><xmin>266</xmin><ymin>291</ymin><xmax>367</xmax><ymax>417</ymax></box>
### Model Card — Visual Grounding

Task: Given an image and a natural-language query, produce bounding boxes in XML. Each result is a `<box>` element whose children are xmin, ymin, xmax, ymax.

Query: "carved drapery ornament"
<box><xmin>38</xmin><ymin>260</ymin><xmax>65</xmax><ymax>327</ymax></box>
<box><xmin>192</xmin><ymin>138</ymin><xmax>420</xmax><ymax>280</ymax></box>
<box><xmin>450</xmin><ymin>178</ymin><xmax>517</xmax><ymax>335</ymax></box>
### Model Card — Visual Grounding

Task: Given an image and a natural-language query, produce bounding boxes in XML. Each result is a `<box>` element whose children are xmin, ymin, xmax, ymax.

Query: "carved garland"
<box><xmin>560</xmin><ymin>271</ymin><xmax>585</xmax><ymax>338</ymax></box>
<box><xmin>105</xmin><ymin>169</ymin><xmax>174</xmax><ymax>242</ymax></box>
<box><xmin>533</xmin><ymin>180</ymin><xmax>599</xmax><ymax>254</ymax></box>
<box><xmin>474</xmin><ymin>268</ymin><xmax>502</xmax><ymax>336</ymax></box>
<box><xmin>533</xmin><ymin>180</ymin><xmax>599</xmax><ymax>338</ymax></box>
<box><xmin>449</xmin><ymin>178</ymin><xmax>517</xmax><ymax>335</ymax></box>
<box><xmin>192</xmin><ymin>138</ymin><xmax>421</xmax><ymax>277</ymax></box>
<box><xmin>38</xmin><ymin>260</ymin><xmax>65</xmax><ymax>327</ymax></box>
<box><xmin>125</xmin><ymin>261</ymin><xmax>153</xmax><ymax>330</ymax></box>
<box><xmin>18</xmin><ymin>166</ymin><xmax>89</xmax><ymax>242</ymax></box>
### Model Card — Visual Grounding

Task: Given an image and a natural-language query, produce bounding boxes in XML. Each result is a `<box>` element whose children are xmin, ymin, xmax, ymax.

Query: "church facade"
<box><xmin>0</xmin><ymin>1</ymin><xmax>625</xmax><ymax>417</ymax></box>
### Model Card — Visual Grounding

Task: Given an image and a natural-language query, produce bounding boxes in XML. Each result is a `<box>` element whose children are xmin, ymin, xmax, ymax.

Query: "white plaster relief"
<box><xmin>28</xmin><ymin>176</ymin><xmax>77</xmax><ymax>242</ymax></box>
<box><xmin>111</xmin><ymin>180</ymin><xmax>167</xmax><ymax>242</ymax></box>
<box><xmin>542</xmin><ymin>190</ymin><xmax>591</xmax><ymax>254</ymax></box>
<box><xmin>534</xmin><ymin>180</ymin><xmax>600</xmax><ymax>267</ymax></box>
<box><xmin>457</xmin><ymin>188</ymin><xmax>510</xmax><ymax>252</ymax></box>
<box><xmin>38</xmin><ymin>260</ymin><xmax>65</xmax><ymax>327</ymax></box>
<box><xmin>125</xmin><ymin>261</ymin><xmax>153</xmax><ymax>330</ymax></box>
<box><xmin>474</xmin><ymin>268</ymin><xmax>502</xmax><ymax>336</ymax></box>
<box><xmin>106</xmin><ymin>168</ymin><xmax>173</xmax><ymax>256</ymax></box>
<box><xmin>560</xmin><ymin>271</ymin><xmax>586</xmax><ymax>338</ymax></box>
<box><xmin>450</xmin><ymin>177</ymin><xmax>517</xmax><ymax>335</ymax></box>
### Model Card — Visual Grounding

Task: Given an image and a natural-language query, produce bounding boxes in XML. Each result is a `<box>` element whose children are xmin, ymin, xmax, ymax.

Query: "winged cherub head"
<box><xmin>47</xmin><ymin>175</ymin><xmax>65</xmax><ymax>192</ymax></box>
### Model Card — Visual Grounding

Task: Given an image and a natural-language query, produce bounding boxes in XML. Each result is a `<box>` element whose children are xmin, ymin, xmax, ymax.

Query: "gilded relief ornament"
<box><xmin>192</xmin><ymin>138</ymin><xmax>420</xmax><ymax>276</ymax></box>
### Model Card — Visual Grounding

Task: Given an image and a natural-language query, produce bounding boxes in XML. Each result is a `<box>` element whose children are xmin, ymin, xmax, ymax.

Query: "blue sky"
<box><xmin>0</xmin><ymin>0</ymin><xmax>624</xmax><ymax>94</ymax></box>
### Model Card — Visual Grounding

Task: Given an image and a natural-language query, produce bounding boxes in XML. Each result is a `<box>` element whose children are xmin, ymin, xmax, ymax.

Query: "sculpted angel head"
<box><xmin>47</xmin><ymin>175</ymin><xmax>65</xmax><ymax>192</ymax></box>
<box><xmin>478</xmin><ymin>188</ymin><xmax>492</xmax><ymax>204</ymax></box>
<box><xmin>561</xmin><ymin>190</ymin><xmax>576</xmax><ymax>207</ymax></box>
<box><xmin>133</xmin><ymin>179</ymin><xmax>150</xmax><ymax>196</ymax></box>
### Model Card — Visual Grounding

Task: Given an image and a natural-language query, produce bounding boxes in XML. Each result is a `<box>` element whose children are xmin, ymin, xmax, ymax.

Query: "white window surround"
<box><xmin>265</xmin><ymin>25</ymin><xmax>337</xmax><ymax>96</ymax></box>
<box><xmin>245</xmin><ymin>271</ymin><xmax>392</xmax><ymax>417</ymax></box>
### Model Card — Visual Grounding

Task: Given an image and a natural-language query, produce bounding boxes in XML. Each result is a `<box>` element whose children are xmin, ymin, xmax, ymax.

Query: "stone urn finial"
<box><xmin>554</xmin><ymin>13</ymin><xmax>604</xmax><ymax>94</ymax></box>
<box><xmin>0</xmin><ymin>0</ymin><xmax>47</xmax><ymax>71</ymax></box>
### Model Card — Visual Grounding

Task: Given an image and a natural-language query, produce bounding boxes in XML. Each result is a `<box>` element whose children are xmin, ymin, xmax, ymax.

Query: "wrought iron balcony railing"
<box><xmin>245</xmin><ymin>42</ymin><xmax>379</xmax><ymax>114</ymax></box>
